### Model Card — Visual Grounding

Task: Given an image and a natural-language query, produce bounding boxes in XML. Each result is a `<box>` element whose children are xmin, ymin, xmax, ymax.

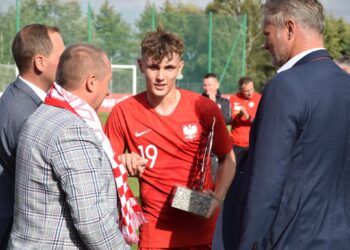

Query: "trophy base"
<box><xmin>171</xmin><ymin>185</ymin><xmax>213</xmax><ymax>218</ymax></box>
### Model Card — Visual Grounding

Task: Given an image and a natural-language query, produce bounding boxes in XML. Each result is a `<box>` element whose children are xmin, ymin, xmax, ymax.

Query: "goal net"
<box><xmin>99</xmin><ymin>64</ymin><xmax>137</xmax><ymax>112</ymax></box>
<box><xmin>110</xmin><ymin>64</ymin><xmax>137</xmax><ymax>95</ymax></box>
<box><xmin>0</xmin><ymin>64</ymin><xmax>137</xmax><ymax>113</ymax></box>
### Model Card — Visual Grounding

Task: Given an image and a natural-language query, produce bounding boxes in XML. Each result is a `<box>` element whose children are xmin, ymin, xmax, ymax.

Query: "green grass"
<box><xmin>99</xmin><ymin>112</ymin><xmax>110</xmax><ymax>125</ymax></box>
<box><xmin>128</xmin><ymin>177</ymin><xmax>140</xmax><ymax>198</ymax></box>
<box><xmin>128</xmin><ymin>178</ymin><xmax>140</xmax><ymax>250</ymax></box>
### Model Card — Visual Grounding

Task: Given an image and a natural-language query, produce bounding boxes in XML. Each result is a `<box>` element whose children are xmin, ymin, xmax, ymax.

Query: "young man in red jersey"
<box><xmin>104</xmin><ymin>27</ymin><xmax>235</xmax><ymax>249</ymax></box>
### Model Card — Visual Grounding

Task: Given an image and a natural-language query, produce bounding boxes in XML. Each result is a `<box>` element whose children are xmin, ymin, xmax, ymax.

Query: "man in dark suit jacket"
<box><xmin>239</xmin><ymin>0</ymin><xmax>350</xmax><ymax>249</ymax></box>
<box><xmin>0</xmin><ymin>24</ymin><xmax>64</xmax><ymax>249</ymax></box>
<box><xmin>202</xmin><ymin>72</ymin><xmax>232</xmax><ymax>125</ymax></box>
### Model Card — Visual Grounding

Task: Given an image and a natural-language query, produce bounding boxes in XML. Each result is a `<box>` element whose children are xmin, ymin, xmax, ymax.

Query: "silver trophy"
<box><xmin>171</xmin><ymin>118</ymin><xmax>216</xmax><ymax>218</ymax></box>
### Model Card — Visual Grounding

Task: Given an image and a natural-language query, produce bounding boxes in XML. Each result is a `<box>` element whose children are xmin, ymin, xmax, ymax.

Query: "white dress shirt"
<box><xmin>277</xmin><ymin>48</ymin><xmax>326</xmax><ymax>73</ymax></box>
<box><xmin>19</xmin><ymin>76</ymin><xmax>47</xmax><ymax>101</ymax></box>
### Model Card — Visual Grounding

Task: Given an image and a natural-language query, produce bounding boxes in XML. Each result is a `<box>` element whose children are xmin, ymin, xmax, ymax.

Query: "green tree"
<box><xmin>17</xmin><ymin>0</ymin><xmax>87</xmax><ymax>45</ymax></box>
<box><xmin>94</xmin><ymin>0</ymin><xmax>134</xmax><ymax>64</ymax></box>
<box><xmin>206</xmin><ymin>0</ymin><xmax>274</xmax><ymax>90</ymax></box>
<box><xmin>324</xmin><ymin>16</ymin><xmax>350</xmax><ymax>58</ymax></box>
<box><xmin>135</xmin><ymin>0</ymin><xmax>244</xmax><ymax>93</ymax></box>
<box><xmin>0</xmin><ymin>6</ymin><xmax>17</xmax><ymax>64</ymax></box>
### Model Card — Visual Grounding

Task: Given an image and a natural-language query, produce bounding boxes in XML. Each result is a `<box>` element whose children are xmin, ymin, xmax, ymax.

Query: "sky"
<box><xmin>89</xmin><ymin>0</ymin><xmax>350</xmax><ymax>24</ymax></box>
<box><xmin>0</xmin><ymin>0</ymin><xmax>349</xmax><ymax>24</ymax></box>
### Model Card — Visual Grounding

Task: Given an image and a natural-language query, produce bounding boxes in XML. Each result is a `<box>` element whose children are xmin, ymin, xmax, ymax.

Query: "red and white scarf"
<box><xmin>45</xmin><ymin>82</ymin><xmax>147</xmax><ymax>244</ymax></box>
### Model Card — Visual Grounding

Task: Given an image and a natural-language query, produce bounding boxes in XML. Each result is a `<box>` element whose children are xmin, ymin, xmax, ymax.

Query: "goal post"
<box><xmin>98</xmin><ymin>64</ymin><xmax>138</xmax><ymax>113</ymax></box>
<box><xmin>0</xmin><ymin>64</ymin><xmax>138</xmax><ymax>113</ymax></box>
<box><xmin>111</xmin><ymin>64</ymin><xmax>137</xmax><ymax>95</ymax></box>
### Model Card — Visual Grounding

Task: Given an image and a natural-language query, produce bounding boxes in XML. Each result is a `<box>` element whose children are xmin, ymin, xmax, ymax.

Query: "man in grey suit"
<box><xmin>0</xmin><ymin>23</ymin><xmax>64</xmax><ymax>249</ymax></box>
<box><xmin>9</xmin><ymin>44</ymin><xmax>130</xmax><ymax>249</ymax></box>
<box><xmin>239</xmin><ymin>0</ymin><xmax>350</xmax><ymax>249</ymax></box>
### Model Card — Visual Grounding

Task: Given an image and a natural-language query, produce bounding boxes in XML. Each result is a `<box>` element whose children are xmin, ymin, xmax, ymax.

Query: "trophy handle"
<box><xmin>199</xmin><ymin>117</ymin><xmax>216</xmax><ymax>191</ymax></box>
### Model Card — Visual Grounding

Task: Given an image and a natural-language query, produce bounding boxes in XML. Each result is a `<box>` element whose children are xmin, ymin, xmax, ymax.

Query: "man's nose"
<box><xmin>156</xmin><ymin>69</ymin><xmax>165</xmax><ymax>80</ymax></box>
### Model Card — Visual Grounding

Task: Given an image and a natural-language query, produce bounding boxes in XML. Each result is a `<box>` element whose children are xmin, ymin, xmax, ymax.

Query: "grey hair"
<box><xmin>261</xmin><ymin>0</ymin><xmax>325</xmax><ymax>34</ymax></box>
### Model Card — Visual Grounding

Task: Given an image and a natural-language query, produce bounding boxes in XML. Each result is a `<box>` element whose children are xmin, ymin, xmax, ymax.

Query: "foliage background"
<box><xmin>0</xmin><ymin>0</ymin><xmax>246</xmax><ymax>94</ymax></box>
<box><xmin>0</xmin><ymin>0</ymin><xmax>349</xmax><ymax>93</ymax></box>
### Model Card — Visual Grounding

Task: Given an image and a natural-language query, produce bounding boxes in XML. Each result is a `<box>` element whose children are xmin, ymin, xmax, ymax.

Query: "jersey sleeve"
<box><xmin>104</xmin><ymin>105</ymin><xmax>127</xmax><ymax>155</ymax></box>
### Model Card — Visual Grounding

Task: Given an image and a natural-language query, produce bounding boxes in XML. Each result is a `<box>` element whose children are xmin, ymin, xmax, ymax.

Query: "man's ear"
<box><xmin>286</xmin><ymin>20</ymin><xmax>295</xmax><ymax>40</ymax></box>
<box><xmin>137</xmin><ymin>58</ymin><xmax>144</xmax><ymax>73</ymax></box>
<box><xmin>86</xmin><ymin>74</ymin><xmax>97</xmax><ymax>93</ymax></box>
<box><xmin>33</xmin><ymin>54</ymin><xmax>45</xmax><ymax>73</ymax></box>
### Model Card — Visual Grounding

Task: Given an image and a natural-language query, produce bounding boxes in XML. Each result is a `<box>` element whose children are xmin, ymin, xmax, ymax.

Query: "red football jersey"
<box><xmin>104</xmin><ymin>89</ymin><xmax>232</xmax><ymax>248</ymax></box>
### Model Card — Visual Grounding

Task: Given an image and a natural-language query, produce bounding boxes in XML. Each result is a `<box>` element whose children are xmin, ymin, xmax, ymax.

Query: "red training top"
<box><xmin>230</xmin><ymin>92</ymin><xmax>261</xmax><ymax>147</ymax></box>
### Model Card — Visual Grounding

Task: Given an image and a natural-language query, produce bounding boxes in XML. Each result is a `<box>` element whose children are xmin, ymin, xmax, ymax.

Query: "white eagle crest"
<box><xmin>183</xmin><ymin>124</ymin><xmax>198</xmax><ymax>139</ymax></box>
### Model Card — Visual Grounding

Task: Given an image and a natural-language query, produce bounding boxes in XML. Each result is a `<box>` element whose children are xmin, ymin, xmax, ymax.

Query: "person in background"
<box><xmin>202</xmin><ymin>73</ymin><xmax>232</xmax><ymax>125</ymax></box>
<box><xmin>213</xmin><ymin>76</ymin><xmax>261</xmax><ymax>249</ymax></box>
<box><xmin>8</xmin><ymin>44</ymin><xmax>134</xmax><ymax>249</ymax></box>
<box><xmin>334</xmin><ymin>55</ymin><xmax>350</xmax><ymax>74</ymax></box>
<box><xmin>230</xmin><ymin>76</ymin><xmax>261</xmax><ymax>166</ymax></box>
<box><xmin>202</xmin><ymin>72</ymin><xmax>232</xmax><ymax>180</ymax></box>
<box><xmin>239</xmin><ymin>0</ymin><xmax>350</xmax><ymax>249</ymax></box>
<box><xmin>105</xmin><ymin>27</ymin><xmax>235</xmax><ymax>249</ymax></box>
<box><xmin>0</xmin><ymin>23</ymin><xmax>64</xmax><ymax>249</ymax></box>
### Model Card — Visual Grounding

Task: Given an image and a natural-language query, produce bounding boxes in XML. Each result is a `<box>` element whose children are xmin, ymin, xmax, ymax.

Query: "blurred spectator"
<box><xmin>202</xmin><ymin>73</ymin><xmax>232</xmax><ymax>178</ymax></box>
<box><xmin>202</xmin><ymin>73</ymin><xmax>232</xmax><ymax>124</ymax></box>
<box><xmin>230</xmin><ymin>76</ymin><xmax>261</xmax><ymax>164</ymax></box>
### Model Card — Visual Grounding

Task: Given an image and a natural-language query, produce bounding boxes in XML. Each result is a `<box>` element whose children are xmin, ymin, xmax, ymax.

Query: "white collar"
<box><xmin>277</xmin><ymin>48</ymin><xmax>325</xmax><ymax>73</ymax></box>
<box><xmin>19</xmin><ymin>76</ymin><xmax>47</xmax><ymax>101</ymax></box>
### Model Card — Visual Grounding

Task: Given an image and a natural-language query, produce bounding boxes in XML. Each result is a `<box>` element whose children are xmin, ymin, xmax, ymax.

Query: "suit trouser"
<box><xmin>212</xmin><ymin>145</ymin><xmax>249</xmax><ymax>250</ymax></box>
<box><xmin>0</xmin><ymin>217</ymin><xmax>12</xmax><ymax>250</ymax></box>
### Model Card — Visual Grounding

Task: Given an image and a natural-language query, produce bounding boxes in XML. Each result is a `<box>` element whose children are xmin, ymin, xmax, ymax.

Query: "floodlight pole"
<box><xmin>242</xmin><ymin>14</ymin><xmax>247</xmax><ymax>77</ymax></box>
<box><xmin>208</xmin><ymin>11</ymin><xmax>213</xmax><ymax>73</ymax></box>
<box><xmin>88</xmin><ymin>0</ymin><xmax>92</xmax><ymax>43</ymax></box>
<box><xmin>151</xmin><ymin>6</ymin><xmax>156</xmax><ymax>31</ymax></box>
<box><xmin>16</xmin><ymin>0</ymin><xmax>20</xmax><ymax>32</ymax></box>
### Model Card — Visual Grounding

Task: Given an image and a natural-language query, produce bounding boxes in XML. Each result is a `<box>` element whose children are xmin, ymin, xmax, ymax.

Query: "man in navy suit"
<box><xmin>239</xmin><ymin>0</ymin><xmax>350</xmax><ymax>249</ymax></box>
<box><xmin>0</xmin><ymin>24</ymin><xmax>64</xmax><ymax>249</ymax></box>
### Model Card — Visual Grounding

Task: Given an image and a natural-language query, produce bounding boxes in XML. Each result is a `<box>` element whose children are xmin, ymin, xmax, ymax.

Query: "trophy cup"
<box><xmin>171</xmin><ymin>118</ymin><xmax>216</xmax><ymax>218</ymax></box>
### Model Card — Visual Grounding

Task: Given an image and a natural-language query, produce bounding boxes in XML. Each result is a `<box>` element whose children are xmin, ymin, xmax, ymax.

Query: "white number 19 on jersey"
<box><xmin>138</xmin><ymin>144</ymin><xmax>158</xmax><ymax>169</ymax></box>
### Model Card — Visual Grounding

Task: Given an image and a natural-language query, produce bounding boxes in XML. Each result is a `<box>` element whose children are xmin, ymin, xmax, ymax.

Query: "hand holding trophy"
<box><xmin>171</xmin><ymin>118</ymin><xmax>221</xmax><ymax>218</ymax></box>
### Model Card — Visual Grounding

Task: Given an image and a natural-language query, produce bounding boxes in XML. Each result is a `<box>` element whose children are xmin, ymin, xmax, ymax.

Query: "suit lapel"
<box><xmin>293</xmin><ymin>49</ymin><xmax>331</xmax><ymax>68</ymax></box>
<box><xmin>14</xmin><ymin>77</ymin><xmax>43</xmax><ymax>106</ymax></box>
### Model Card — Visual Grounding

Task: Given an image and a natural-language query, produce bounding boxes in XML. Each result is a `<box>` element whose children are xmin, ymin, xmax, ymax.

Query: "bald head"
<box><xmin>56</xmin><ymin>44</ymin><xmax>108</xmax><ymax>91</ymax></box>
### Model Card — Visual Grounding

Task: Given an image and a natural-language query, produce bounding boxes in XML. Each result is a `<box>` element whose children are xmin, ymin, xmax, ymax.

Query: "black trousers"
<box><xmin>219</xmin><ymin>145</ymin><xmax>250</xmax><ymax>250</ymax></box>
